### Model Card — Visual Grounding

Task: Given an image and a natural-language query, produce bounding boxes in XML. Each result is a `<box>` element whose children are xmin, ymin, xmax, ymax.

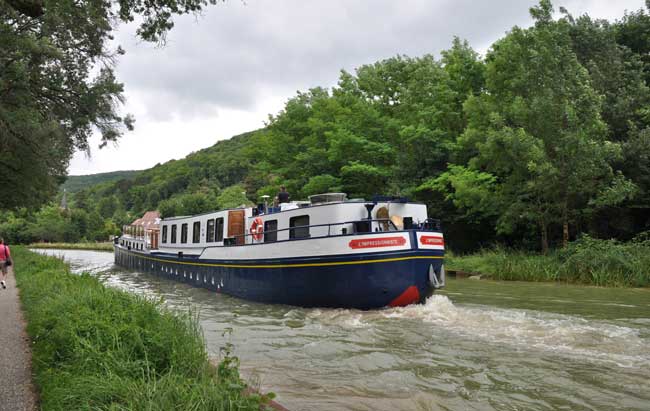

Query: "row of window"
<box><xmin>160</xmin><ymin>215</ymin><xmax>311</xmax><ymax>245</ymax></box>
<box><xmin>262</xmin><ymin>215</ymin><xmax>310</xmax><ymax>241</ymax></box>
<box><xmin>120</xmin><ymin>239</ymin><xmax>144</xmax><ymax>250</ymax></box>
<box><xmin>161</xmin><ymin>218</ymin><xmax>225</xmax><ymax>244</ymax></box>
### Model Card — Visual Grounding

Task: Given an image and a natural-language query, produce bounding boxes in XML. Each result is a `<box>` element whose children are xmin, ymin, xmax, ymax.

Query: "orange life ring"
<box><xmin>250</xmin><ymin>217</ymin><xmax>264</xmax><ymax>241</ymax></box>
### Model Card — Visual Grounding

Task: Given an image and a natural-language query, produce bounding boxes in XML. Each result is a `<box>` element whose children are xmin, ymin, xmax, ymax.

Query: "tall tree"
<box><xmin>615</xmin><ymin>1</ymin><xmax>650</xmax><ymax>86</ymax></box>
<box><xmin>448</xmin><ymin>0</ymin><xmax>629</xmax><ymax>252</ymax></box>
<box><xmin>0</xmin><ymin>0</ymin><xmax>220</xmax><ymax>210</ymax></box>
<box><xmin>564</xmin><ymin>11</ymin><xmax>650</xmax><ymax>238</ymax></box>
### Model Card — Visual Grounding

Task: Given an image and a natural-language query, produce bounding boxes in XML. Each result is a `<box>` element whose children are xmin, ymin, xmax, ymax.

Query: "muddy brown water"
<box><xmin>33</xmin><ymin>249</ymin><xmax>650</xmax><ymax>411</ymax></box>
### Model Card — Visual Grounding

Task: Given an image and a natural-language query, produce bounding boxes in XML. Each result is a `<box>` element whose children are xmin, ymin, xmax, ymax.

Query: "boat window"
<box><xmin>215</xmin><ymin>217</ymin><xmax>224</xmax><ymax>242</ymax></box>
<box><xmin>264</xmin><ymin>220</ymin><xmax>278</xmax><ymax>243</ymax></box>
<box><xmin>192</xmin><ymin>221</ymin><xmax>201</xmax><ymax>243</ymax></box>
<box><xmin>206</xmin><ymin>219</ymin><xmax>215</xmax><ymax>243</ymax></box>
<box><xmin>171</xmin><ymin>225</ymin><xmax>177</xmax><ymax>243</ymax></box>
<box><xmin>181</xmin><ymin>223</ymin><xmax>188</xmax><ymax>243</ymax></box>
<box><xmin>289</xmin><ymin>215</ymin><xmax>310</xmax><ymax>239</ymax></box>
<box><xmin>162</xmin><ymin>225</ymin><xmax>168</xmax><ymax>243</ymax></box>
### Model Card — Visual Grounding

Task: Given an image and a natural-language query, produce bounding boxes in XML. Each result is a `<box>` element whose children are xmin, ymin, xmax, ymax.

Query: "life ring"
<box><xmin>249</xmin><ymin>217</ymin><xmax>264</xmax><ymax>241</ymax></box>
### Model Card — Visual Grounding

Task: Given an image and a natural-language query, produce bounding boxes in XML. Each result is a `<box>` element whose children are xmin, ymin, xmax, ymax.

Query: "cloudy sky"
<box><xmin>68</xmin><ymin>0</ymin><xmax>646</xmax><ymax>175</ymax></box>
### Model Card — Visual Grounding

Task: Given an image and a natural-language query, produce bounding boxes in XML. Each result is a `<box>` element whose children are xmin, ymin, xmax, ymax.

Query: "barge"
<box><xmin>114</xmin><ymin>194</ymin><xmax>445</xmax><ymax>309</ymax></box>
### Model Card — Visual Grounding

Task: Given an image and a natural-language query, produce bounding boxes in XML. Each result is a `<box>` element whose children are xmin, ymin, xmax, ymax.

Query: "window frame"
<box><xmin>206</xmin><ymin>219</ymin><xmax>215</xmax><ymax>243</ymax></box>
<box><xmin>181</xmin><ymin>223</ymin><xmax>188</xmax><ymax>244</ymax></box>
<box><xmin>264</xmin><ymin>219</ymin><xmax>278</xmax><ymax>243</ymax></box>
<box><xmin>171</xmin><ymin>225</ymin><xmax>177</xmax><ymax>243</ymax></box>
<box><xmin>162</xmin><ymin>225</ymin><xmax>168</xmax><ymax>243</ymax></box>
<box><xmin>192</xmin><ymin>221</ymin><xmax>201</xmax><ymax>243</ymax></box>
<box><xmin>289</xmin><ymin>215</ymin><xmax>310</xmax><ymax>239</ymax></box>
<box><xmin>215</xmin><ymin>217</ymin><xmax>224</xmax><ymax>242</ymax></box>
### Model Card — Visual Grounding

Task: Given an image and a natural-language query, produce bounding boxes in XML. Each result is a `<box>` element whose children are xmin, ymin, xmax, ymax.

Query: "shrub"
<box><xmin>447</xmin><ymin>235</ymin><xmax>650</xmax><ymax>287</ymax></box>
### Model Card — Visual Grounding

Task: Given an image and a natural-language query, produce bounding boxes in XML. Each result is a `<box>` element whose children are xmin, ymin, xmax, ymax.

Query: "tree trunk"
<box><xmin>540</xmin><ymin>220</ymin><xmax>549</xmax><ymax>255</ymax></box>
<box><xmin>562</xmin><ymin>207</ymin><xmax>569</xmax><ymax>248</ymax></box>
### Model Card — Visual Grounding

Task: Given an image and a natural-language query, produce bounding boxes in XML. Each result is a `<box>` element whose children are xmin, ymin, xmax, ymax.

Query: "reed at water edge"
<box><xmin>447</xmin><ymin>234</ymin><xmax>650</xmax><ymax>287</ymax></box>
<box><xmin>13</xmin><ymin>247</ymin><xmax>272</xmax><ymax>410</ymax></box>
<box><xmin>28</xmin><ymin>242</ymin><xmax>114</xmax><ymax>251</ymax></box>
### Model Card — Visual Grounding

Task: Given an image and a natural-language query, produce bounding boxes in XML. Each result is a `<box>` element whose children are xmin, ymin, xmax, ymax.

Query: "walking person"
<box><xmin>0</xmin><ymin>237</ymin><xmax>12</xmax><ymax>289</ymax></box>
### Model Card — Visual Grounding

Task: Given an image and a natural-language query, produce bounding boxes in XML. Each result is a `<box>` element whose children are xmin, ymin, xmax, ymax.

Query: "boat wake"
<box><xmin>381</xmin><ymin>295</ymin><xmax>649</xmax><ymax>368</ymax></box>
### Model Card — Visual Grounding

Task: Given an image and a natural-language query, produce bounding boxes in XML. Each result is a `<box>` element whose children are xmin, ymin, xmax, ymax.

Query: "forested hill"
<box><xmin>61</xmin><ymin>170</ymin><xmax>141</xmax><ymax>193</ymax></box>
<box><xmin>3</xmin><ymin>1</ymin><xmax>650</xmax><ymax>251</ymax></box>
<box><xmin>76</xmin><ymin>129</ymin><xmax>261</xmax><ymax>220</ymax></box>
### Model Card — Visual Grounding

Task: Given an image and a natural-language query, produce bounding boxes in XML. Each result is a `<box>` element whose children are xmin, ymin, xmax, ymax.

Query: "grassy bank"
<box><xmin>13</xmin><ymin>247</ymin><xmax>269</xmax><ymax>410</ymax></box>
<box><xmin>28</xmin><ymin>242</ymin><xmax>114</xmax><ymax>251</ymax></box>
<box><xmin>447</xmin><ymin>235</ymin><xmax>650</xmax><ymax>287</ymax></box>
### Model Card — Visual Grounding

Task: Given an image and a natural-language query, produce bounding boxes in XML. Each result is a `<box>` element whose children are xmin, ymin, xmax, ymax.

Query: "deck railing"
<box><xmin>225</xmin><ymin>218</ymin><xmax>442</xmax><ymax>245</ymax></box>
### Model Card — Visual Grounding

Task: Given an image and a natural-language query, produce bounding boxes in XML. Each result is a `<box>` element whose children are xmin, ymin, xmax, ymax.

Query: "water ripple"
<box><xmin>33</xmin><ymin>248</ymin><xmax>650</xmax><ymax>411</ymax></box>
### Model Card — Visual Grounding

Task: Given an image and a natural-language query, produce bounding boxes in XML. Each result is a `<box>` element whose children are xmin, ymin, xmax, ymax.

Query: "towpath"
<box><xmin>0</xmin><ymin>267</ymin><xmax>37</xmax><ymax>411</ymax></box>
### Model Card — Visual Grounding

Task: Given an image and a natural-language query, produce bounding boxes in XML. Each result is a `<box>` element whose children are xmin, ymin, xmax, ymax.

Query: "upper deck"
<box><xmin>119</xmin><ymin>194</ymin><xmax>442</xmax><ymax>256</ymax></box>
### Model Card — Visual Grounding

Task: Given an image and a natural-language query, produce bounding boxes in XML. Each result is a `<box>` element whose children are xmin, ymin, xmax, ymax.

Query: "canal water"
<box><xmin>33</xmin><ymin>249</ymin><xmax>650</xmax><ymax>411</ymax></box>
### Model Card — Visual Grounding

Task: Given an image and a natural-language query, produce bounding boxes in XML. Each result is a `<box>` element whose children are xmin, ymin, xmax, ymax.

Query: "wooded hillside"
<box><xmin>61</xmin><ymin>170</ymin><xmax>140</xmax><ymax>193</ymax></box>
<box><xmin>3</xmin><ymin>1</ymin><xmax>649</xmax><ymax>252</ymax></box>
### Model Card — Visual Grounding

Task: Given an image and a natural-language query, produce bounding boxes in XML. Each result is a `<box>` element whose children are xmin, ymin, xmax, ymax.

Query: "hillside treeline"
<box><xmin>3</xmin><ymin>1</ymin><xmax>650</xmax><ymax>252</ymax></box>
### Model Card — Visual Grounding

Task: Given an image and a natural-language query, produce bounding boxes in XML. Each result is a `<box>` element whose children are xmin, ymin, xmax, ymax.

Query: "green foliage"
<box><xmin>0</xmin><ymin>204</ymin><xmax>119</xmax><ymax>244</ymax></box>
<box><xmin>29</xmin><ymin>242</ymin><xmax>114</xmax><ymax>251</ymax></box>
<box><xmin>448</xmin><ymin>235</ymin><xmax>650</xmax><ymax>287</ymax></box>
<box><xmin>340</xmin><ymin>162</ymin><xmax>389</xmax><ymax>198</ymax></box>
<box><xmin>158</xmin><ymin>192</ymin><xmax>219</xmax><ymax>218</ymax></box>
<box><xmin>61</xmin><ymin>171</ymin><xmax>140</xmax><ymax>194</ymax></box>
<box><xmin>302</xmin><ymin>174</ymin><xmax>341</xmax><ymax>196</ymax></box>
<box><xmin>4</xmin><ymin>0</ymin><xmax>650</xmax><ymax>256</ymax></box>
<box><xmin>0</xmin><ymin>0</ymin><xmax>224</xmax><ymax>210</ymax></box>
<box><xmin>615</xmin><ymin>3</ymin><xmax>650</xmax><ymax>85</ymax></box>
<box><xmin>447</xmin><ymin>247</ymin><xmax>562</xmax><ymax>282</ymax></box>
<box><xmin>559</xmin><ymin>234</ymin><xmax>650</xmax><ymax>286</ymax></box>
<box><xmin>13</xmin><ymin>247</ymin><xmax>265</xmax><ymax>410</ymax></box>
<box><xmin>27</xmin><ymin>205</ymin><xmax>70</xmax><ymax>242</ymax></box>
<box><xmin>446</xmin><ymin>2</ymin><xmax>639</xmax><ymax>251</ymax></box>
<box><xmin>97</xmin><ymin>195</ymin><xmax>120</xmax><ymax>219</ymax></box>
<box><xmin>422</xmin><ymin>165</ymin><xmax>498</xmax><ymax>223</ymax></box>
<box><xmin>217</xmin><ymin>185</ymin><xmax>251</xmax><ymax>210</ymax></box>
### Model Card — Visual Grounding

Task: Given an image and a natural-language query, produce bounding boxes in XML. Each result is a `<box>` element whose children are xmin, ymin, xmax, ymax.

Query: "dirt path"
<box><xmin>0</xmin><ymin>268</ymin><xmax>37</xmax><ymax>411</ymax></box>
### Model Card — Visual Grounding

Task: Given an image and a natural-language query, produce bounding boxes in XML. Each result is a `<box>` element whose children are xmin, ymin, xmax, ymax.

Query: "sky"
<box><xmin>68</xmin><ymin>0</ymin><xmax>647</xmax><ymax>175</ymax></box>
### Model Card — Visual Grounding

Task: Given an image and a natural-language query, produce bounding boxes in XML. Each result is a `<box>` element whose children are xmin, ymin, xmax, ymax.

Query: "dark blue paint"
<box><xmin>115</xmin><ymin>246</ymin><xmax>444</xmax><ymax>309</ymax></box>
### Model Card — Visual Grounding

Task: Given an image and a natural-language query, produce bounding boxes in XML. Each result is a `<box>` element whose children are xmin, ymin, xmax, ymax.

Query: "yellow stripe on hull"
<box><xmin>117</xmin><ymin>248</ymin><xmax>443</xmax><ymax>269</ymax></box>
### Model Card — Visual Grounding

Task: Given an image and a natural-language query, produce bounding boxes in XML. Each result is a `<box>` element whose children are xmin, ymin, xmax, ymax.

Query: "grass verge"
<box><xmin>13</xmin><ymin>247</ymin><xmax>270</xmax><ymax>410</ymax></box>
<box><xmin>28</xmin><ymin>242</ymin><xmax>114</xmax><ymax>252</ymax></box>
<box><xmin>447</xmin><ymin>235</ymin><xmax>650</xmax><ymax>287</ymax></box>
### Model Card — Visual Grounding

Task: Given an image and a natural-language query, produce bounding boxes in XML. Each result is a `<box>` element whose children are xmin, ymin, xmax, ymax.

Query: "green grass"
<box><xmin>28</xmin><ymin>242</ymin><xmax>114</xmax><ymax>252</ymax></box>
<box><xmin>447</xmin><ymin>235</ymin><xmax>650</xmax><ymax>287</ymax></box>
<box><xmin>13</xmin><ymin>247</ymin><xmax>270</xmax><ymax>410</ymax></box>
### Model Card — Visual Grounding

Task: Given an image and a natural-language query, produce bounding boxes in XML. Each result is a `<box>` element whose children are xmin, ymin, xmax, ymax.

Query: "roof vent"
<box><xmin>308</xmin><ymin>193</ymin><xmax>347</xmax><ymax>205</ymax></box>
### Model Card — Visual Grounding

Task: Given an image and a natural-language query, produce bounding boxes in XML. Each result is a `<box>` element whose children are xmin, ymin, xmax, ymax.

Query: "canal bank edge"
<box><xmin>13</xmin><ymin>247</ymin><xmax>276</xmax><ymax>410</ymax></box>
<box><xmin>446</xmin><ymin>236</ymin><xmax>650</xmax><ymax>287</ymax></box>
<box><xmin>28</xmin><ymin>242</ymin><xmax>114</xmax><ymax>252</ymax></box>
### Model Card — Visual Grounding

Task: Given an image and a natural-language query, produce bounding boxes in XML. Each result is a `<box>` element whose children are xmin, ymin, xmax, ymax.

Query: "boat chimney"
<box><xmin>364</xmin><ymin>203</ymin><xmax>375</xmax><ymax>220</ymax></box>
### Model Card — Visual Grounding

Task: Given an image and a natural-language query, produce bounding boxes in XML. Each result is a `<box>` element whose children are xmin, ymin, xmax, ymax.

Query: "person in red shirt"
<box><xmin>0</xmin><ymin>237</ymin><xmax>11</xmax><ymax>289</ymax></box>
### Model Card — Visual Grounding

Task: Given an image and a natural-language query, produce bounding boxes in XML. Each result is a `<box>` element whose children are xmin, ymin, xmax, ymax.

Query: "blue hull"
<box><xmin>114</xmin><ymin>246</ymin><xmax>444</xmax><ymax>309</ymax></box>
